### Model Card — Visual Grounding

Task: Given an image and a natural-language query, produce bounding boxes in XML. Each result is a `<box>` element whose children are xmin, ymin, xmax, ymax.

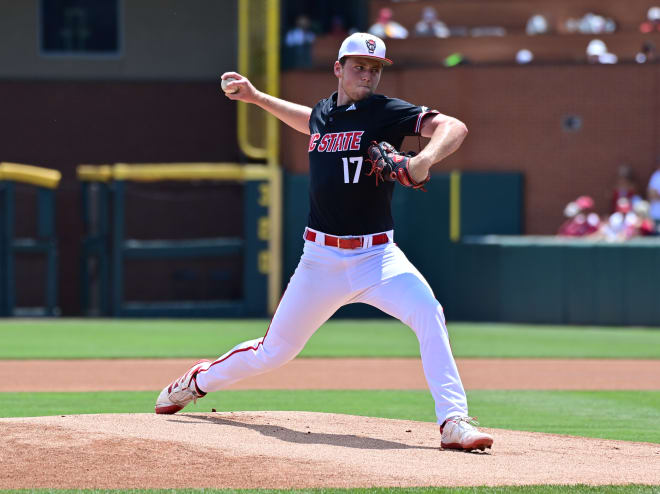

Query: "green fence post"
<box><xmin>45</xmin><ymin>240</ymin><xmax>58</xmax><ymax>316</ymax></box>
<box><xmin>0</xmin><ymin>182</ymin><xmax>15</xmax><ymax>316</ymax></box>
<box><xmin>80</xmin><ymin>182</ymin><xmax>112</xmax><ymax>316</ymax></box>
<box><xmin>99</xmin><ymin>182</ymin><xmax>111</xmax><ymax>316</ymax></box>
<box><xmin>243</xmin><ymin>180</ymin><xmax>269</xmax><ymax>315</ymax></box>
<box><xmin>282</xmin><ymin>172</ymin><xmax>310</xmax><ymax>290</ymax></box>
<box><xmin>80</xmin><ymin>181</ymin><xmax>91</xmax><ymax>314</ymax></box>
<box><xmin>0</xmin><ymin>182</ymin><xmax>7</xmax><ymax>316</ymax></box>
<box><xmin>37</xmin><ymin>188</ymin><xmax>57</xmax><ymax>316</ymax></box>
<box><xmin>111</xmin><ymin>180</ymin><xmax>125</xmax><ymax>317</ymax></box>
<box><xmin>37</xmin><ymin>188</ymin><xmax>54</xmax><ymax>238</ymax></box>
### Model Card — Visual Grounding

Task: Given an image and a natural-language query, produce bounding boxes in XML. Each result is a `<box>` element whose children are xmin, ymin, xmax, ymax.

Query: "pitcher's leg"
<box><xmin>356</xmin><ymin>249</ymin><xmax>467</xmax><ymax>423</ymax></box>
<box><xmin>196</xmin><ymin>253</ymin><xmax>348</xmax><ymax>392</ymax></box>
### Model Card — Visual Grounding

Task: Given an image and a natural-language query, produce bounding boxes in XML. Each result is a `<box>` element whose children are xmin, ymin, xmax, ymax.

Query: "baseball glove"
<box><xmin>365</xmin><ymin>141</ymin><xmax>430</xmax><ymax>190</ymax></box>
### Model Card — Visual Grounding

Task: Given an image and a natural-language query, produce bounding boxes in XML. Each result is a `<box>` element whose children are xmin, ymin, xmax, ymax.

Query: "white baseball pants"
<box><xmin>195</xmin><ymin>229</ymin><xmax>468</xmax><ymax>423</ymax></box>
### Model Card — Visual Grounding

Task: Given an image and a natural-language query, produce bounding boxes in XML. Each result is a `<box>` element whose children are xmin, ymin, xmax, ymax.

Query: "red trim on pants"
<box><xmin>206</xmin><ymin>288</ymin><xmax>288</xmax><ymax>371</ymax></box>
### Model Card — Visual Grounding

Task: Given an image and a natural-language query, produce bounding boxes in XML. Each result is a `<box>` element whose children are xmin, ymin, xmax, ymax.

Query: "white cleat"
<box><xmin>155</xmin><ymin>359</ymin><xmax>211</xmax><ymax>414</ymax></box>
<box><xmin>441</xmin><ymin>416</ymin><xmax>494</xmax><ymax>451</ymax></box>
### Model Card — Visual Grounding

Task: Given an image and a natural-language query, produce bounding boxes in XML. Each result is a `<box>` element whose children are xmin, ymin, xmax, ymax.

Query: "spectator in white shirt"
<box><xmin>586</xmin><ymin>39</ymin><xmax>618</xmax><ymax>64</ymax></box>
<box><xmin>647</xmin><ymin>157</ymin><xmax>660</xmax><ymax>230</ymax></box>
<box><xmin>285</xmin><ymin>15</ymin><xmax>316</xmax><ymax>48</ymax></box>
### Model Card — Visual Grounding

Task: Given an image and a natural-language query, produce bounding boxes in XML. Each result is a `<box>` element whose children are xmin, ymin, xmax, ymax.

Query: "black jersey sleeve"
<box><xmin>379</xmin><ymin>97</ymin><xmax>439</xmax><ymax>138</ymax></box>
<box><xmin>308</xmin><ymin>98</ymin><xmax>326</xmax><ymax>134</ymax></box>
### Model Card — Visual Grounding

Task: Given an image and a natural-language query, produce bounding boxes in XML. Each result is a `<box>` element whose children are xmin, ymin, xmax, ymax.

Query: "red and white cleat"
<box><xmin>155</xmin><ymin>359</ymin><xmax>211</xmax><ymax>414</ymax></box>
<box><xmin>441</xmin><ymin>416</ymin><xmax>494</xmax><ymax>451</ymax></box>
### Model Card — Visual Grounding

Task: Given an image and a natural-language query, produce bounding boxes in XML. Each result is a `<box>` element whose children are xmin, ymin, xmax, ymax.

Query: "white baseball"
<box><xmin>221</xmin><ymin>77</ymin><xmax>239</xmax><ymax>94</ymax></box>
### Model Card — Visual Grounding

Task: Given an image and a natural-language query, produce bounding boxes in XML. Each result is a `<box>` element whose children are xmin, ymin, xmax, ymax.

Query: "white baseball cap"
<box><xmin>337</xmin><ymin>32</ymin><xmax>393</xmax><ymax>66</ymax></box>
<box><xmin>586</xmin><ymin>39</ymin><xmax>607</xmax><ymax>56</ymax></box>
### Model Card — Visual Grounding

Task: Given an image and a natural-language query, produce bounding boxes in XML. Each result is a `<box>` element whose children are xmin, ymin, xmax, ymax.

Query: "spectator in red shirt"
<box><xmin>633</xmin><ymin>200</ymin><xmax>656</xmax><ymax>236</ymax></box>
<box><xmin>640</xmin><ymin>7</ymin><xmax>660</xmax><ymax>33</ymax></box>
<box><xmin>369</xmin><ymin>7</ymin><xmax>409</xmax><ymax>39</ymax></box>
<box><xmin>558</xmin><ymin>195</ymin><xmax>601</xmax><ymax>237</ymax></box>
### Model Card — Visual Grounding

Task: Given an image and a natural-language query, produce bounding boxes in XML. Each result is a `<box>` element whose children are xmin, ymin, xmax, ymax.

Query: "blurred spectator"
<box><xmin>414</xmin><ymin>7</ymin><xmax>449</xmax><ymax>38</ymax></box>
<box><xmin>470</xmin><ymin>26</ymin><xmax>506</xmax><ymax>37</ymax></box>
<box><xmin>448</xmin><ymin>26</ymin><xmax>470</xmax><ymax>37</ymax></box>
<box><xmin>369</xmin><ymin>8</ymin><xmax>408</xmax><ymax>39</ymax></box>
<box><xmin>611</xmin><ymin>164</ymin><xmax>641</xmax><ymax>213</ymax></box>
<box><xmin>285</xmin><ymin>15</ymin><xmax>316</xmax><ymax>48</ymax></box>
<box><xmin>633</xmin><ymin>200</ymin><xmax>656</xmax><ymax>236</ymax></box>
<box><xmin>636</xmin><ymin>41</ymin><xmax>657</xmax><ymax>63</ymax></box>
<box><xmin>557</xmin><ymin>195</ymin><xmax>601</xmax><ymax>236</ymax></box>
<box><xmin>598</xmin><ymin>198</ymin><xmax>639</xmax><ymax>242</ymax></box>
<box><xmin>640</xmin><ymin>6</ymin><xmax>660</xmax><ymax>33</ymax></box>
<box><xmin>558</xmin><ymin>200</ymin><xmax>580</xmax><ymax>235</ymax></box>
<box><xmin>566</xmin><ymin>13</ymin><xmax>616</xmax><ymax>34</ymax></box>
<box><xmin>647</xmin><ymin>157</ymin><xmax>660</xmax><ymax>230</ymax></box>
<box><xmin>516</xmin><ymin>49</ymin><xmax>534</xmax><ymax>64</ymax></box>
<box><xmin>526</xmin><ymin>14</ymin><xmax>550</xmax><ymax>35</ymax></box>
<box><xmin>329</xmin><ymin>15</ymin><xmax>349</xmax><ymax>38</ymax></box>
<box><xmin>586</xmin><ymin>39</ymin><xmax>618</xmax><ymax>64</ymax></box>
<box><xmin>283</xmin><ymin>15</ymin><xmax>315</xmax><ymax>69</ymax></box>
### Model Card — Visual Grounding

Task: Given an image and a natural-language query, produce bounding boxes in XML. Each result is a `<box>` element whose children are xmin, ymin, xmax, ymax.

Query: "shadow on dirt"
<box><xmin>168</xmin><ymin>414</ymin><xmax>440</xmax><ymax>451</ymax></box>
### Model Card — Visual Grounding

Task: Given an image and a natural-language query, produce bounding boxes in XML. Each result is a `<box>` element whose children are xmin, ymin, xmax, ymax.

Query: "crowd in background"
<box><xmin>367</xmin><ymin>6</ymin><xmax>660</xmax><ymax>39</ymax></box>
<box><xmin>558</xmin><ymin>159</ymin><xmax>660</xmax><ymax>241</ymax></box>
<box><xmin>283</xmin><ymin>5</ymin><xmax>660</xmax><ymax>68</ymax></box>
<box><xmin>364</xmin><ymin>6</ymin><xmax>660</xmax><ymax>65</ymax></box>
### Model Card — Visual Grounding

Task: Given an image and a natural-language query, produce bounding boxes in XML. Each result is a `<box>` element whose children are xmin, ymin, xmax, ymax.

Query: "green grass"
<box><xmin>2</xmin><ymin>390</ymin><xmax>658</xmax><ymax>443</ymax></box>
<box><xmin>0</xmin><ymin>319</ymin><xmax>659</xmax><ymax>359</ymax></box>
<box><xmin>1</xmin><ymin>487</ymin><xmax>658</xmax><ymax>494</ymax></box>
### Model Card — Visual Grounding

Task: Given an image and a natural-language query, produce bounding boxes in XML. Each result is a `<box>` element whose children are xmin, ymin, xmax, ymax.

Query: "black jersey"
<box><xmin>307</xmin><ymin>92</ymin><xmax>437</xmax><ymax>236</ymax></box>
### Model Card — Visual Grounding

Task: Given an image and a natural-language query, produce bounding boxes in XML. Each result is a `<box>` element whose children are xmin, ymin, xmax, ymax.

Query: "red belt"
<box><xmin>304</xmin><ymin>229</ymin><xmax>389</xmax><ymax>249</ymax></box>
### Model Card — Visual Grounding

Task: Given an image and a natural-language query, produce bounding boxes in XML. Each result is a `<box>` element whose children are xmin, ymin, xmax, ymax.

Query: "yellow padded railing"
<box><xmin>76</xmin><ymin>164</ymin><xmax>114</xmax><ymax>182</ymax></box>
<box><xmin>76</xmin><ymin>163</ymin><xmax>272</xmax><ymax>182</ymax></box>
<box><xmin>0</xmin><ymin>162</ymin><xmax>61</xmax><ymax>189</ymax></box>
<box><xmin>450</xmin><ymin>170</ymin><xmax>461</xmax><ymax>242</ymax></box>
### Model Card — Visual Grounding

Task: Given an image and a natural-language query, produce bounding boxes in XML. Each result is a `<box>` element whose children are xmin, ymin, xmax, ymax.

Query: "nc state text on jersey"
<box><xmin>308</xmin><ymin>131</ymin><xmax>364</xmax><ymax>153</ymax></box>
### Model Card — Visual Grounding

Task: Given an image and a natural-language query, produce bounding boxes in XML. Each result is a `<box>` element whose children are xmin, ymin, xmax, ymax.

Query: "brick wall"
<box><xmin>281</xmin><ymin>63</ymin><xmax>660</xmax><ymax>234</ymax></box>
<box><xmin>0</xmin><ymin>81</ymin><xmax>239</xmax><ymax>314</ymax></box>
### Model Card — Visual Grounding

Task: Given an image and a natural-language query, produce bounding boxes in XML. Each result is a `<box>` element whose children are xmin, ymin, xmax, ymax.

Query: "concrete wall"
<box><xmin>0</xmin><ymin>0</ymin><xmax>237</xmax><ymax>80</ymax></box>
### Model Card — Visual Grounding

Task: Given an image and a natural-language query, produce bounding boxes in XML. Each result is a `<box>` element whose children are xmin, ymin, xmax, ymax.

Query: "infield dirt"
<box><xmin>2</xmin><ymin>357</ymin><xmax>659</xmax><ymax>391</ymax></box>
<box><xmin>2</xmin><ymin>358</ymin><xmax>659</xmax><ymax>488</ymax></box>
<box><xmin>2</xmin><ymin>411</ymin><xmax>659</xmax><ymax>489</ymax></box>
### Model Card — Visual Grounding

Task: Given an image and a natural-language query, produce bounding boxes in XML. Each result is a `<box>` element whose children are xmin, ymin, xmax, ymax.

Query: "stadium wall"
<box><xmin>0</xmin><ymin>0</ymin><xmax>237</xmax><ymax>80</ymax></box>
<box><xmin>1</xmin><ymin>81</ymin><xmax>239</xmax><ymax>314</ymax></box>
<box><xmin>0</xmin><ymin>1</ymin><xmax>241</xmax><ymax>314</ymax></box>
<box><xmin>3</xmin><ymin>0</ymin><xmax>659</xmax><ymax>317</ymax></box>
<box><xmin>281</xmin><ymin>63</ymin><xmax>660</xmax><ymax>234</ymax></box>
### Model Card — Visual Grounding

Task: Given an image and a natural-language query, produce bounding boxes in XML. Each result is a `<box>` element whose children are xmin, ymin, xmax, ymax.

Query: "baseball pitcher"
<box><xmin>155</xmin><ymin>33</ymin><xmax>493</xmax><ymax>452</ymax></box>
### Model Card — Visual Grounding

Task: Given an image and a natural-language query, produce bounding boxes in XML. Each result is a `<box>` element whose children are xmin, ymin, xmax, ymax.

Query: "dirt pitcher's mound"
<box><xmin>2</xmin><ymin>412</ymin><xmax>658</xmax><ymax>489</ymax></box>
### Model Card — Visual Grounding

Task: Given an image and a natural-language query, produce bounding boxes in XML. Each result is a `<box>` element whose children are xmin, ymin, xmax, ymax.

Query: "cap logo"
<box><xmin>365</xmin><ymin>39</ymin><xmax>376</xmax><ymax>54</ymax></box>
